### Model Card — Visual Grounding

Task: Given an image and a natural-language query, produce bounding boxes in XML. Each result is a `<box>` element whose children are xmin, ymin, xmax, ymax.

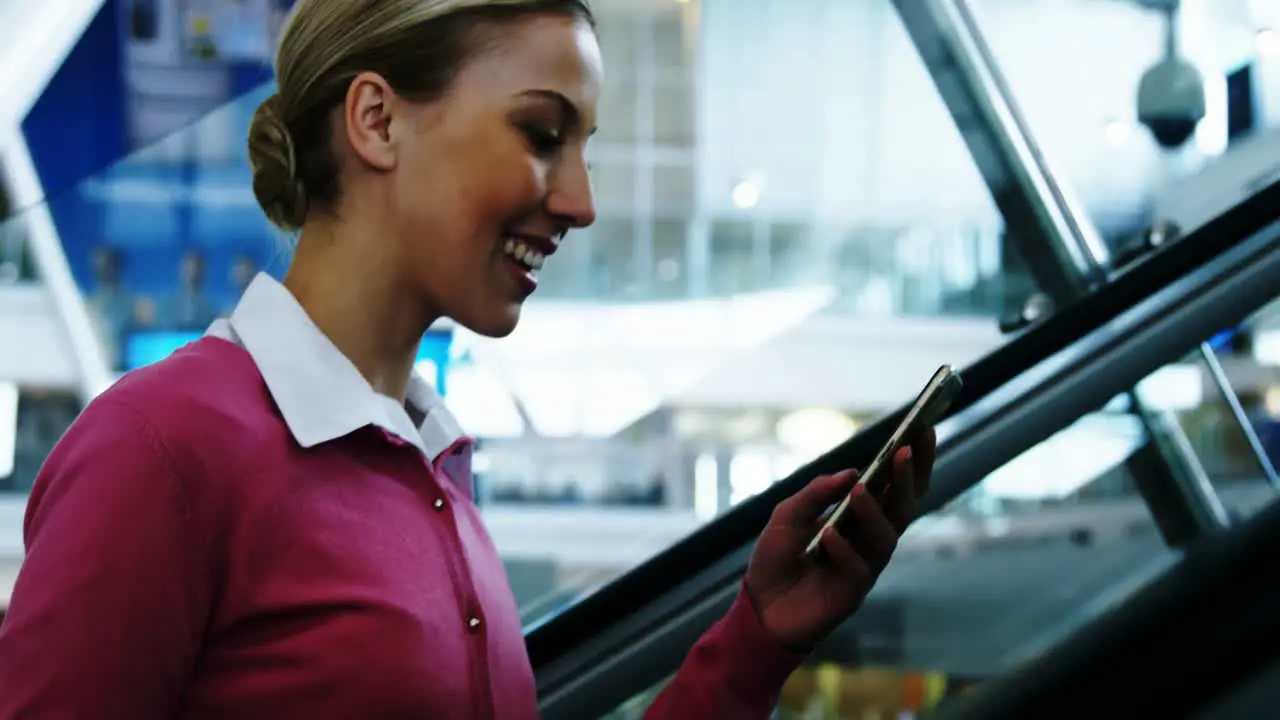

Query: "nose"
<box><xmin>545</xmin><ymin>154</ymin><xmax>596</xmax><ymax>229</ymax></box>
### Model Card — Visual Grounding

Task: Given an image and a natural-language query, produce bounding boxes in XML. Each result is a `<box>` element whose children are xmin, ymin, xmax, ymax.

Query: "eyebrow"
<box><xmin>517</xmin><ymin>89</ymin><xmax>597</xmax><ymax>136</ymax></box>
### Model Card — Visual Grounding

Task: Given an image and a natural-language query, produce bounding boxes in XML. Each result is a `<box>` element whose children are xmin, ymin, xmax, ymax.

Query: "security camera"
<box><xmin>1136</xmin><ymin>56</ymin><xmax>1205</xmax><ymax>150</ymax></box>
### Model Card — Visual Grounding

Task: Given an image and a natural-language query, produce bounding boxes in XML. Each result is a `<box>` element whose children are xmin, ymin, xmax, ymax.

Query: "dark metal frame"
<box><xmin>889</xmin><ymin>0</ymin><xmax>1110</xmax><ymax>305</ymax></box>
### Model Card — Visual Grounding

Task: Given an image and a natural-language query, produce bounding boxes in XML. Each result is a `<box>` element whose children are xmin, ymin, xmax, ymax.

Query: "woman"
<box><xmin>0</xmin><ymin>1</ymin><xmax>935</xmax><ymax>718</ymax></box>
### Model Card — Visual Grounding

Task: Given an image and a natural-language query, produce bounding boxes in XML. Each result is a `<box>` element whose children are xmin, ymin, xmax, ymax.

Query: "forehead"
<box><xmin>456</xmin><ymin>14</ymin><xmax>602</xmax><ymax>120</ymax></box>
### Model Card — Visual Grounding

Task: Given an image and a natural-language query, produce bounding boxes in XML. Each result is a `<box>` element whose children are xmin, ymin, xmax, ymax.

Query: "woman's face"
<box><xmin>353</xmin><ymin>13</ymin><xmax>601</xmax><ymax>338</ymax></box>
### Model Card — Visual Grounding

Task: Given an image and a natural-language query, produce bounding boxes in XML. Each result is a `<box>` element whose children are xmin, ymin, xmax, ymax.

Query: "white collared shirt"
<box><xmin>205</xmin><ymin>273</ymin><xmax>467</xmax><ymax>464</ymax></box>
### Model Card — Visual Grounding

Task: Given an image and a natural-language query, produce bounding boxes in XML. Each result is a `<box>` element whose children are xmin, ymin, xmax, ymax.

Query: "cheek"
<box><xmin>456</xmin><ymin>157</ymin><xmax>548</xmax><ymax>238</ymax></box>
<box><xmin>397</xmin><ymin>130</ymin><xmax>548</xmax><ymax>279</ymax></box>
<box><xmin>483</xmin><ymin>154</ymin><xmax>547</xmax><ymax>212</ymax></box>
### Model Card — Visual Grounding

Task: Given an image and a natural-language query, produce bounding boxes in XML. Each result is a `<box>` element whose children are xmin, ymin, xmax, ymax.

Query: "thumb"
<box><xmin>774</xmin><ymin>470</ymin><xmax>858</xmax><ymax>527</ymax></box>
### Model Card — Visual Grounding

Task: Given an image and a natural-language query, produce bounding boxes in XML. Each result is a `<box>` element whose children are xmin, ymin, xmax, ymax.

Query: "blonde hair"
<box><xmin>248</xmin><ymin>0</ymin><xmax>594</xmax><ymax>231</ymax></box>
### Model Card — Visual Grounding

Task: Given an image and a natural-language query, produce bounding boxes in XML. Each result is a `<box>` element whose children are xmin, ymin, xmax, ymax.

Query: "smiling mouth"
<box><xmin>502</xmin><ymin>236</ymin><xmax>548</xmax><ymax>273</ymax></box>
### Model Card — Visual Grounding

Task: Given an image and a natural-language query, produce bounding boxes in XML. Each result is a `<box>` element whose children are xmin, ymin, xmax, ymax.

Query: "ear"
<box><xmin>343</xmin><ymin>72</ymin><xmax>399</xmax><ymax>173</ymax></box>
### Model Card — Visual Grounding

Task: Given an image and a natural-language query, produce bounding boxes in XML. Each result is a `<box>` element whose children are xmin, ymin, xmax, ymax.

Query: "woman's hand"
<box><xmin>744</xmin><ymin>428</ymin><xmax>935</xmax><ymax>651</ymax></box>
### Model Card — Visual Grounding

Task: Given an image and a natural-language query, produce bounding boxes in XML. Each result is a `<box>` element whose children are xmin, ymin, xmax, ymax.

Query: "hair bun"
<box><xmin>247</xmin><ymin>94</ymin><xmax>308</xmax><ymax>231</ymax></box>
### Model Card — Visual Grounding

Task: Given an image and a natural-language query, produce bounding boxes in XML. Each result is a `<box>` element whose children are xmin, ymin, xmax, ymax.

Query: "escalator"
<box><xmin>937</xmin><ymin>485</ymin><xmax>1280</xmax><ymax>718</ymax></box>
<box><xmin>525</xmin><ymin>179</ymin><xmax>1280</xmax><ymax>719</ymax></box>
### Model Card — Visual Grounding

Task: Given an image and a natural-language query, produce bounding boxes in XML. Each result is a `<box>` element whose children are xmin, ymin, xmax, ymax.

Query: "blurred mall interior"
<box><xmin>2</xmin><ymin>0</ymin><xmax>1280</xmax><ymax>717</ymax></box>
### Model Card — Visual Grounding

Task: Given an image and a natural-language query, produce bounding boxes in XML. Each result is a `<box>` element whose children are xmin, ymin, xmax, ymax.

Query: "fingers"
<box><xmin>909</xmin><ymin>426</ymin><xmax>937</xmax><ymax>497</ymax></box>
<box><xmin>884</xmin><ymin>447</ymin><xmax>919</xmax><ymax>533</ymax></box>
<box><xmin>818</xmin><ymin>525</ymin><xmax>873</xmax><ymax>582</ymax></box>
<box><xmin>844</xmin><ymin>486</ymin><xmax>899</xmax><ymax>572</ymax></box>
<box><xmin>883</xmin><ymin>427</ymin><xmax>936</xmax><ymax>532</ymax></box>
<box><xmin>774</xmin><ymin>469</ymin><xmax>858</xmax><ymax>527</ymax></box>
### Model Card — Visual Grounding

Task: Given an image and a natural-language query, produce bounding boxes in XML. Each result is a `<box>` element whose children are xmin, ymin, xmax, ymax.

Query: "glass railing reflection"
<box><xmin>487</xmin><ymin>378</ymin><xmax>1276</xmax><ymax>620</ymax></box>
<box><xmin>587</xmin><ymin>345</ymin><xmax>1280</xmax><ymax>717</ymax></box>
<box><xmin>26</xmin><ymin>80</ymin><xmax>1007</xmax><ymax>378</ymax></box>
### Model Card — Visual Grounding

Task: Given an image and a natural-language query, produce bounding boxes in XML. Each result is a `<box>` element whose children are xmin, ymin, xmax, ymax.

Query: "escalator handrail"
<box><xmin>937</xmin><ymin>489</ymin><xmax>1280</xmax><ymax>719</ymax></box>
<box><xmin>523</xmin><ymin>180</ymin><xmax>1280</xmax><ymax>666</ymax></box>
<box><xmin>531</xmin><ymin>196</ymin><xmax>1280</xmax><ymax>718</ymax></box>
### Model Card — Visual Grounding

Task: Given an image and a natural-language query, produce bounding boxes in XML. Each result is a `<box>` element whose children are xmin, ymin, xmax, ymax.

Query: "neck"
<box><xmin>283</xmin><ymin>217</ymin><xmax>438</xmax><ymax>402</ymax></box>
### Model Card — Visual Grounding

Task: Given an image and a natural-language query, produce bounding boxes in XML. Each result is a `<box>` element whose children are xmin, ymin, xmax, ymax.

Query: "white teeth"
<box><xmin>502</xmin><ymin>237</ymin><xmax>546</xmax><ymax>272</ymax></box>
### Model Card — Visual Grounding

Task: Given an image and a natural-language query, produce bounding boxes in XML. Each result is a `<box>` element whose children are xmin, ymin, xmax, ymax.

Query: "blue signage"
<box><xmin>124</xmin><ymin>328</ymin><xmax>454</xmax><ymax>396</ymax></box>
<box><xmin>416</xmin><ymin>331</ymin><xmax>453</xmax><ymax>395</ymax></box>
<box><xmin>123</xmin><ymin>330</ymin><xmax>204</xmax><ymax>370</ymax></box>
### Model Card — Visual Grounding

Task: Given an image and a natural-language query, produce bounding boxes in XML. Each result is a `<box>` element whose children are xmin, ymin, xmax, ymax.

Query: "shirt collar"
<box><xmin>205</xmin><ymin>273</ymin><xmax>467</xmax><ymax>462</ymax></box>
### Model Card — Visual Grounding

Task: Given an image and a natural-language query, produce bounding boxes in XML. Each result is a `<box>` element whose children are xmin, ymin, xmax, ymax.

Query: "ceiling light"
<box><xmin>776</xmin><ymin>408</ymin><xmax>858</xmax><ymax>457</ymax></box>
<box><xmin>731</xmin><ymin>178</ymin><xmax>761</xmax><ymax>209</ymax></box>
<box><xmin>1103</xmin><ymin>119</ymin><xmax>1131</xmax><ymax>146</ymax></box>
<box><xmin>1265</xmin><ymin>386</ymin><xmax>1280</xmax><ymax>417</ymax></box>
<box><xmin>1257</xmin><ymin>28</ymin><xmax>1279</xmax><ymax>56</ymax></box>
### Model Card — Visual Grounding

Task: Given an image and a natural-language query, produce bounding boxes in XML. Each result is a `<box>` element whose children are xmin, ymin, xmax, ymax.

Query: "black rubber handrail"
<box><xmin>524</xmin><ymin>179</ymin><xmax>1280</xmax><ymax>668</ymax></box>
<box><xmin>937</xmin><ymin>492</ymin><xmax>1280</xmax><ymax>719</ymax></box>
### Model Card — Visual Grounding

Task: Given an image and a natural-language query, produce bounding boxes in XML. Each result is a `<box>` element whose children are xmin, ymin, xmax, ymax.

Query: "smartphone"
<box><xmin>803</xmin><ymin>365</ymin><xmax>963</xmax><ymax>558</ymax></box>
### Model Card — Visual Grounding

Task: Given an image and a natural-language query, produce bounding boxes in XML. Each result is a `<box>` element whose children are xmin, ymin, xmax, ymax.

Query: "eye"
<box><xmin>521</xmin><ymin>125</ymin><xmax>564</xmax><ymax>156</ymax></box>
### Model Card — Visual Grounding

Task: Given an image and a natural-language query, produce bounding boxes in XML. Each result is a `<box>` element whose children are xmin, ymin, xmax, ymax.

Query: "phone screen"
<box><xmin>803</xmin><ymin>365</ymin><xmax>962</xmax><ymax>558</ymax></box>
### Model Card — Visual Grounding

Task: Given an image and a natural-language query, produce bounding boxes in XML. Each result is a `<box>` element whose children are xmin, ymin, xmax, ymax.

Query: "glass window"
<box><xmin>3</xmin><ymin>391</ymin><xmax>81</xmax><ymax>494</ymax></box>
<box><xmin>649</xmin><ymin>219</ymin><xmax>688</xmax><ymax>299</ymax></box>
<box><xmin>1177</xmin><ymin>300</ymin><xmax>1280</xmax><ymax>520</ymax></box>
<box><xmin>584</xmin><ymin>217</ymin><xmax>637</xmax><ymax>299</ymax></box>
<box><xmin>707</xmin><ymin>219</ymin><xmax>754</xmax><ymax>295</ymax></box>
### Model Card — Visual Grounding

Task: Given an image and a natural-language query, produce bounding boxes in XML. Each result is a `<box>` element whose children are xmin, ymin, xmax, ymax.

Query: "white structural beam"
<box><xmin>0</xmin><ymin>0</ymin><xmax>106</xmax><ymax>139</ymax></box>
<box><xmin>2</xmin><ymin>134</ymin><xmax>113</xmax><ymax>402</ymax></box>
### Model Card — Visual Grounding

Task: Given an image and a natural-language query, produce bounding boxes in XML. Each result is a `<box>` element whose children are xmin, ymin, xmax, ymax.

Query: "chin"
<box><xmin>462</xmin><ymin>303</ymin><xmax>523</xmax><ymax>339</ymax></box>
